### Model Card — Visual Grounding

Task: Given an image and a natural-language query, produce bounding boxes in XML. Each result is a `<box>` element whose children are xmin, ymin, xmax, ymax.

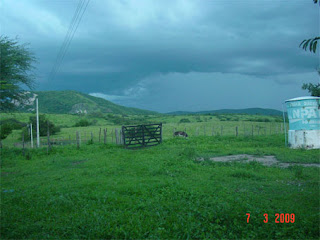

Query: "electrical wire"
<box><xmin>49</xmin><ymin>0</ymin><xmax>90</xmax><ymax>81</ymax></box>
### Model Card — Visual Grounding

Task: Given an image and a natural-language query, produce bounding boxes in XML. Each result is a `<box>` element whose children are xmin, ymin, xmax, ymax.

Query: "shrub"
<box><xmin>74</xmin><ymin>119</ymin><xmax>91</xmax><ymax>127</ymax></box>
<box><xmin>0</xmin><ymin>123</ymin><xmax>13</xmax><ymax>140</ymax></box>
<box><xmin>27</xmin><ymin>115</ymin><xmax>61</xmax><ymax>137</ymax></box>
<box><xmin>0</xmin><ymin>119</ymin><xmax>26</xmax><ymax>140</ymax></box>
<box><xmin>179</xmin><ymin>118</ymin><xmax>191</xmax><ymax>123</ymax></box>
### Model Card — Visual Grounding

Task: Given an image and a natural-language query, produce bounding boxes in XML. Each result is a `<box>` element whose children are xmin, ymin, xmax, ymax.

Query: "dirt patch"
<box><xmin>197</xmin><ymin>154</ymin><xmax>320</xmax><ymax>168</ymax></box>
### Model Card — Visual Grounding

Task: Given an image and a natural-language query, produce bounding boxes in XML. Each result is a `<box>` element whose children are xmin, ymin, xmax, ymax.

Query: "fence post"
<box><xmin>104</xmin><ymin>128</ymin><xmax>107</xmax><ymax>144</ymax></box>
<box><xmin>142</xmin><ymin>126</ymin><xmax>145</xmax><ymax>147</ymax></box>
<box><xmin>99</xmin><ymin>128</ymin><xmax>101</xmax><ymax>142</ymax></box>
<box><xmin>22</xmin><ymin>132</ymin><xmax>25</xmax><ymax>156</ymax></box>
<box><xmin>30</xmin><ymin>123</ymin><xmax>33</xmax><ymax>148</ymax></box>
<box><xmin>76</xmin><ymin>131</ymin><xmax>80</xmax><ymax>149</ymax></box>
<box><xmin>91</xmin><ymin>132</ymin><xmax>93</xmax><ymax>143</ymax></box>
<box><xmin>236</xmin><ymin>126</ymin><xmax>238</xmax><ymax>137</ymax></box>
<box><xmin>111</xmin><ymin>129</ymin><xmax>114</xmax><ymax>143</ymax></box>
<box><xmin>122</xmin><ymin>126</ymin><xmax>126</xmax><ymax>145</ymax></box>
<box><xmin>115</xmin><ymin>129</ymin><xmax>118</xmax><ymax>144</ymax></box>
<box><xmin>47</xmin><ymin>120</ymin><xmax>51</xmax><ymax>154</ymax></box>
<box><xmin>120</xmin><ymin>129</ymin><xmax>123</xmax><ymax>145</ymax></box>
<box><xmin>244</xmin><ymin>124</ymin><xmax>246</xmax><ymax>136</ymax></box>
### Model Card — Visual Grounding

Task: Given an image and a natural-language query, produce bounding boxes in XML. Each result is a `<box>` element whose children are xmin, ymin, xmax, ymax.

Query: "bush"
<box><xmin>0</xmin><ymin>119</ymin><xmax>26</xmax><ymax>140</ymax></box>
<box><xmin>179</xmin><ymin>118</ymin><xmax>191</xmax><ymax>123</ymax></box>
<box><xmin>27</xmin><ymin>115</ymin><xmax>60</xmax><ymax>137</ymax></box>
<box><xmin>0</xmin><ymin>123</ymin><xmax>13</xmax><ymax>140</ymax></box>
<box><xmin>74</xmin><ymin>119</ymin><xmax>91</xmax><ymax>127</ymax></box>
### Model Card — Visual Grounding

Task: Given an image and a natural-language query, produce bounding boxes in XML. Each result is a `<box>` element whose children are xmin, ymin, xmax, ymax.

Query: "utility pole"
<box><xmin>36</xmin><ymin>98</ymin><xmax>40</xmax><ymax>148</ymax></box>
<box><xmin>30</xmin><ymin>123</ymin><xmax>33</xmax><ymax>148</ymax></box>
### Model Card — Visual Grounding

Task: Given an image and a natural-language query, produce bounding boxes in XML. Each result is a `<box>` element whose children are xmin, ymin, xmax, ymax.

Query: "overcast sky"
<box><xmin>1</xmin><ymin>0</ymin><xmax>319</xmax><ymax>113</ymax></box>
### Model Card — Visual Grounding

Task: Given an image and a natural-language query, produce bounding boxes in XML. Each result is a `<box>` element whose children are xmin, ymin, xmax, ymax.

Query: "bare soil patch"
<box><xmin>197</xmin><ymin>154</ymin><xmax>320</xmax><ymax>168</ymax></box>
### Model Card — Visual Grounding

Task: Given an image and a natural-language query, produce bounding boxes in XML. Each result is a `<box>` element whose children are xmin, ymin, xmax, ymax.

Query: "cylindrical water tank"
<box><xmin>285</xmin><ymin>96</ymin><xmax>320</xmax><ymax>149</ymax></box>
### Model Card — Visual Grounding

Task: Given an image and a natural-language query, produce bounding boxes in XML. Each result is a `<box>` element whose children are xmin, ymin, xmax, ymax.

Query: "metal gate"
<box><xmin>121</xmin><ymin>123</ymin><xmax>162</xmax><ymax>149</ymax></box>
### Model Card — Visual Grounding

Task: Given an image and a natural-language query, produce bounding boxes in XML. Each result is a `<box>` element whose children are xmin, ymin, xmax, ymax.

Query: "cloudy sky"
<box><xmin>1</xmin><ymin>0</ymin><xmax>319</xmax><ymax>113</ymax></box>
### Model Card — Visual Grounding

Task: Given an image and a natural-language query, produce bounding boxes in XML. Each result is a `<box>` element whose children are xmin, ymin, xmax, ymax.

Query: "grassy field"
<box><xmin>1</xmin><ymin>112</ymin><xmax>286</xmax><ymax>147</ymax></box>
<box><xmin>1</xmin><ymin>112</ymin><xmax>319</xmax><ymax>239</ymax></box>
<box><xmin>1</xmin><ymin>134</ymin><xmax>320</xmax><ymax>239</ymax></box>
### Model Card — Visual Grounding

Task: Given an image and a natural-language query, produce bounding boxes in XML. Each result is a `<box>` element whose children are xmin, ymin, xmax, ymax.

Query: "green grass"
<box><xmin>1</xmin><ymin>135</ymin><xmax>319</xmax><ymax>239</ymax></box>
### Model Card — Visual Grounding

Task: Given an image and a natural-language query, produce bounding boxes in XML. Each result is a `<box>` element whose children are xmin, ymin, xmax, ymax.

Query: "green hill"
<box><xmin>19</xmin><ymin>90</ymin><xmax>157</xmax><ymax>115</ymax></box>
<box><xmin>167</xmin><ymin>108</ymin><xmax>283</xmax><ymax>116</ymax></box>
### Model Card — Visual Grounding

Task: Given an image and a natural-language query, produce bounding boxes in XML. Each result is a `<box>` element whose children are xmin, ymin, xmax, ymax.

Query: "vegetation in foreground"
<box><xmin>1</xmin><ymin>135</ymin><xmax>319</xmax><ymax>239</ymax></box>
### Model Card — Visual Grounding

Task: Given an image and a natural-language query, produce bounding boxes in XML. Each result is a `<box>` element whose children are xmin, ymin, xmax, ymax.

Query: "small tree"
<box><xmin>299</xmin><ymin>1</ymin><xmax>319</xmax><ymax>53</ymax></box>
<box><xmin>302</xmin><ymin>83</ymin><xmax>320</xmax><ymax>97</ymax></box>
<box><xmin>0</xmin><ymin>36</ymin><xmax>36</xmax><ymax>112</ymax></box>
<box><xmin>23</xmin><ymin>115</ymin><xmax>60</xmax><ymax>139</ymax></box>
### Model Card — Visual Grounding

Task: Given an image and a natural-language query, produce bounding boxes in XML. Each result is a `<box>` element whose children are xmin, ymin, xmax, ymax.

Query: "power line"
<box><xmin>54</xmin><ymin>0</ymin><xmax>90</xmax><ymax>77</ymax></box>
<box><xmin>49</xmin><ymin>0</ymin><xmax>85</xmax><ymax>81</ymax></box>
<box><xmin>49</xmin><ymin>0</ymin><xmax>90</xmax><ymax>81</ymax></box>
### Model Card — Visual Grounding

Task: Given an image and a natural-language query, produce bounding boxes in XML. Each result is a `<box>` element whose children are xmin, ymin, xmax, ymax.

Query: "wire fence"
<box><xmin>11</xmin><ymin>122</ymin><xmax>287</xmax><ymax>150</ymax></box>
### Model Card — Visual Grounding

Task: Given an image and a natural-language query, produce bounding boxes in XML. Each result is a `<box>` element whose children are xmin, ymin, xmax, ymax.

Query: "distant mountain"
<box><xmin>167</xmin><ymin>108</ymin><xmax>283</xmax><ymax>116</ymax></box>
<box><xmin>17</xmin><ymin>90</ymin><xmax>157</xmax><ymax>115</ymax></box>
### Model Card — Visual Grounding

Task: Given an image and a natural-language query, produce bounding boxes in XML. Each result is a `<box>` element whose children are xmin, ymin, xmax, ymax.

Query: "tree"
<box><xmin>302</xmin><ymin>83</ymin><xmax>320</xmax><ymax>97</ymax></box>
<box><xmin>299</xmin><ymin>0</ymin><xmax>319</xmax><ymax>53</ymax></box>
<box><xmin>300</xmin><ymin>1</ymin><xmax>320</xmax><ymax>97</ymax></box>
<box><xmin>0</xmin><ymin>36</ymin><xmax>36</xmax><ymax>112</ymax></box>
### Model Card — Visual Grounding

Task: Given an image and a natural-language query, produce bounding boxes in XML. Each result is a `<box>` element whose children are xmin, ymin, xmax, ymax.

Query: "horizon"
<box><xmin>2</xmin><ymin>0</ymin><xmax>319</xmax><ymax>112</ymax></box>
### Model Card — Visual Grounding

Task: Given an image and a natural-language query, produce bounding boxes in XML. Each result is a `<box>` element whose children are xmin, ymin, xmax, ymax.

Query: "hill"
<box><xmin>18</xmin><ymin>90</ymin><xmax>157</xmax><ymax>115</ymax></box>
<box><xmin>167</xmin><ymin>108</ymin><xmax>283</xmax><ymax>116</ymax></box>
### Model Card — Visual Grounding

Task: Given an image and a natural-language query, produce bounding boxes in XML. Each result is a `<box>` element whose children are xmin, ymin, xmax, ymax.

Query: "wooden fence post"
<box><xmin>115</xmin><ymin>129</ymin><xmax>119</xmax><ymax>144</ymax></box>
<box><xmin>76</xmin><ymin>131</ymin><xmax>80</xmax><ymax>149</ymax></box>
<box><xmin>47</xmin><ymin>120</ymin><xmax>51</xmax><ymax>154</ymax></box>
<box><xmin>91</xmin><ymin>132</ymin><xmax>93</xmax><ymax>143</ymax></box>
<box><xmin>104</xmin><ymin>128</ymin><xmax>107</xmax><ymax>144</ymax></box>
<box><xmin>236</xmin><ymin>126</ymin><xmax>238</xmax><ymax>137</ymax></box>
<box><xmin>22</xmin><ymin>132</ymin><xmax>25</xmax><ymax>156</ymax></box>
<box><xmin>111</xmin><ymin>129</ymin><xmax>114</xmax><ymax>143</ymax></box>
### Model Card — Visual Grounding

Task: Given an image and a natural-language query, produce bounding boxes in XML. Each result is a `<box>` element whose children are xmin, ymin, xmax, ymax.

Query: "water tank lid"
<box><xmin>285</xmin><ymin>96</ymin><xmax>320</xmax><ymax>102</ymax></box>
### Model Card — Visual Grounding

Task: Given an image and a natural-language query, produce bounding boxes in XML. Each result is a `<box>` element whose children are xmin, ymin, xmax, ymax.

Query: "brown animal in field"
<box><xmin>173</xmin><ymin>131</ymin><xmax>188</xmax><ymax>138</ymax></box>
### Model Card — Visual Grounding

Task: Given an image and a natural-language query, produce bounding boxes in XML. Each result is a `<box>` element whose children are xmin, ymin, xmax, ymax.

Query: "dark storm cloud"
<box><xmin>1</xmin><ymin>0</ymin><xmax>319</xmax><ymax>112</ymax></box>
